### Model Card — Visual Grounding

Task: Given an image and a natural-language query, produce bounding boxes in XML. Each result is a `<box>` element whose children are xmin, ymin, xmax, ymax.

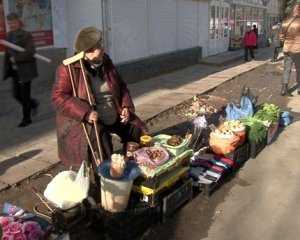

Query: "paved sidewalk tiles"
<box><xmin>0</xmin><ymin>157</ymin><xmax>51</xmax><ymax>185</ymax></box>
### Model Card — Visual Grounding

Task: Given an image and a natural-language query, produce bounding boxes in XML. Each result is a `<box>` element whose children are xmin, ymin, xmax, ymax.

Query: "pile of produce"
<box><xmin>240</xmin><ymin>103</ymin><xmax>280</xmax><ymax>143</ymax></box>
<box><xmin>167</xmin><ymin>135</ymin><xmax>183</xmax><ymax>146</ymax></box>
<box><xmin>134</xmin><ymin>147</ymin><xmax>169</xmax><ymax>169</ymax></box>
<box><xmin>222</xmin><ymin>120</ymin><xmax>245</xmax><ymax>132</ymax></box>
<box><xmin>222</xmin><ymin>120</ymin><xmax>246</xmax><ymax>144</ymax></box>
<box><xmin>254</xmin><ymin>103</ymin><xmax>280</xmax><ymax>124</ymax></box>
<box><xmin>242</xmin><ymin>117</ymin><xmax>267</xmax><ymax>143</ymax></box>
<box><xmin>209</xmin><ymin>120</ymin><xmax>246</xmax><ymax>155</ymax></box>
<box><xmin>184</xmin><ymin>96</ymin><xmax>218</xmax><ymax>119</ymax></box>
<box><xmin>212</xmin><ymin>128</ymin><xmax>235</xmax><ymax>139</ymax></box>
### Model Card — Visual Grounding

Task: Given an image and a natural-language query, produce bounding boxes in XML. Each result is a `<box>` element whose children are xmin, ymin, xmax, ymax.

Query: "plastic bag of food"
<box><xmin>188</xmin><ymin>116</ymin><xmax>210</xmax><ymax>151</ymax></box>
<box><xmin>44</xmin><ymin>161</ymin><xmax>90</xmax><ymax>210</ymax></box>
<box><xmin>209</xmin><ymin>130</ymin><xmax>240</xmax><ymax>155</ymax></box>
<box><xmin>226</xmin><ymin>96</ymin><xmax>254</xmax><ymax>121</ymax></box>
<box><xmin>221</xmin><ymin>120</ymin><xmax>246</xmax><ymax>145</ymax></box>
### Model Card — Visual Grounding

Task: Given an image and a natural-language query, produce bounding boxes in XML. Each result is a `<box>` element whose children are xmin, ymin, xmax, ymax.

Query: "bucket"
<box><xmin>98</xmin><ymin>161</ymin><xmax>140</xmax><ymax>213</ymax></box>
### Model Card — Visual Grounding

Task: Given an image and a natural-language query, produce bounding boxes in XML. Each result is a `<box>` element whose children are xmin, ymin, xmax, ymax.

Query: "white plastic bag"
<box><xmin>44</xmin><ymin>161</ymin><xmax>90</xmax><ymax>210</ymax></box>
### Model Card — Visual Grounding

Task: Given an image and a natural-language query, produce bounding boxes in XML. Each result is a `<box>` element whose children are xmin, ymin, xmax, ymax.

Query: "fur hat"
<box><xmin>74</xmin><ymin>26</ymin><xmax>102</xmax><ymax>52</ymax></box>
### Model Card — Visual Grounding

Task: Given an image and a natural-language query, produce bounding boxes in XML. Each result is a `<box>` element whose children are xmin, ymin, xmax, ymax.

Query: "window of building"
<box><xmin>210</xmin><ymin>6</ymin><xmax>216</xmax><ymax>39</ymax></box>
<box><xmin>224</xmin><ymin>7</ymin><xmax>229</xmax><ymax>37</ymax></box>
<box><xmin>236</xmin><ymin>6</ymin><xmax>245</xmax><ymax>36</ymax></box>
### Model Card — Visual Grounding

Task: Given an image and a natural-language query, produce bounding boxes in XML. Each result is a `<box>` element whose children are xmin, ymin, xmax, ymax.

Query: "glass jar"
<box><xmin>126</xmin><ymin>142</ymin><xmax>140</xmax><ymax>161</ymax></box>
<box><xmin>140</xmin><ymin>135</ymin><xmax>153</xmax><ymax>147</ymax></box>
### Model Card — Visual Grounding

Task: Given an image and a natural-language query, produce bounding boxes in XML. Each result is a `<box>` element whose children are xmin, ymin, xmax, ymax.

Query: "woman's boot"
<box><xmin>281</xmin><ymin>84</ymin><xmax>292</xmax><ymax>96</ymax></box>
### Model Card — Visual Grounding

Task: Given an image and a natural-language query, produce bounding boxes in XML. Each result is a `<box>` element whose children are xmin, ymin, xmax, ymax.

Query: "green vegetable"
<box><xmin>242</xmin><ymin>117</ymin><xmax>267</xmax><ymax>143</ymax></box>
<box><xmin>254</xmin><ymin>103</ymin><xmax>280</xmax><ymax>123</ymax></box>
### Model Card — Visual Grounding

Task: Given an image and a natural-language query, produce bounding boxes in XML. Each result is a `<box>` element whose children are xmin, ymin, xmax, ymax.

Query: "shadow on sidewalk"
<box><xmin>0</xmin><ymin>149</ymin><xmax>43</xmax><ymax>175</ymax></box>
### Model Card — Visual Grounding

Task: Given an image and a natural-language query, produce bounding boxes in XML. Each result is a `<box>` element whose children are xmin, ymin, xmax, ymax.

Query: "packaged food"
<box><xmin>134</xmin><ymin>147</ymin><xmax>169</xmax><ymax>168</ymax></box>
<box><xmin>209</xmin><ymin>131</ymin><xmax>240</xmax><ymax>155</ymax></box>
<box><xmin>167</xmin><ymin>135</ymin><xmax>183</xmax><ymax>146</ymax></box>
<box><xmin>126</xmin><ymin>142</ymin><xmax>140</xmax><ymax>161</ymax></box>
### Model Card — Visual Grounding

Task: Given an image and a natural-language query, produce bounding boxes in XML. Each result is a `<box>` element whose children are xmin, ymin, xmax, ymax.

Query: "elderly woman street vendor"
<box><xmin>52</xmin><ymin>26</ymin><xmax>147</xmax><ymax>172</ymax></box>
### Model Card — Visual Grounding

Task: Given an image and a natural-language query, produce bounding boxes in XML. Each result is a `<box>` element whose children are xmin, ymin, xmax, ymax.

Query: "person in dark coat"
<box><xmin>252</xmin><ymin>24</ymin><xmax>258</xmax><ymax>48</ymax></box>
<box><xmin>52</xmin><ymin>26</ymin><xmax>147</xmax><ymax>170</ymax></box>
<box><xmin>2</xmin><ymin>12</ymin><xmax>39</xmax><ymax>127</ymax></box>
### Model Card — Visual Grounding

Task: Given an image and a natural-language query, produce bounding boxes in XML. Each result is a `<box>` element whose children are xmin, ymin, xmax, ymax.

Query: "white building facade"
<box><xmin>208</xmin><ymin>0</ymin><xmax>231</xmax><ymax>55</ymax></box>
<box><xmin>265</xmin><ymin>0</ymin><xmax>282</xmax><ymax>37</ymax></box>
<box><xmin>0</xmin><ymin>0</ymin><xmax>283</xmax><ymax>65</ymax></box>
<box><xmin>53</xmin><ymin>0</ymin><xmax>211</xmax><ymax>63</ymax></box>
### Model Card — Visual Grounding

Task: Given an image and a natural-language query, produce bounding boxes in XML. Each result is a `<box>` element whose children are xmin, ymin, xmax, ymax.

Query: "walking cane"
<box><xmin>63</xmin><ymin>52</ymin><xmax>101</xmax><ymax>166</ymax></box>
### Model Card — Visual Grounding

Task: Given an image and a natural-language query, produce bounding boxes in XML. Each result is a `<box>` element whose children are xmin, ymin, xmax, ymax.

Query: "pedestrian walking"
<box><xmin>281</xmin><ymin>54</ymin><xmax>293</xmax><ymax>96</ymax></box>
<box><xmin>271</xmin><ymin>22</ymin><xmax>282</xmax><ymax>62</ymax></box>
<box><xmin>280</xmin><ymin>2</ymin><xmax>300</xmax><ymax>96</ymax></box>
<box><xmin>2</xmin><ymin>12</ymin><xmax>39</xmax><ymax>127</ymax></box>
<box><xmin>52</xmin><ymin>26</ymin><xmax>147</xmax><ymax>173</ymax></box>
<box><xmin>252</xmin><ymin>24</ymin><xmax>258</xmax><ymax>49</ymax></box>
<box><xmin>243</xmin><ymin>26</ymin><xmax>257</xmax><ymax>61</ymax></box>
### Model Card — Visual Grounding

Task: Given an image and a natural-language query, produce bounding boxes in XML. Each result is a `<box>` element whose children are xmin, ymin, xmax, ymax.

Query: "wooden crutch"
<box><xmin>79</xmin><ymin>58</ymin><xmax>104</xmax><ymax>163</ymax></box>
<box><xmin>63</xmin><ymin>52</ymin><xmax>101</xmax><ymax>166</ymax></box>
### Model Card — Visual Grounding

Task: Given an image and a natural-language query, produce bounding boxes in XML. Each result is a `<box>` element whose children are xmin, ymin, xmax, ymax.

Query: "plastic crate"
<box><xmin>162</xmin><ymin>179</ymin><xmax>193</xmax><ymax>222</ymax></box>
<box><xmin>249</xmin><ymin>136</ymin><xmax>267</xmax><ymax>158</ymax></box>
<box><xmin>133</xmin><ymin>167</ymin><xmax>189</xmax><ymax>207</ymax></box>
<box><xmin>267</xmin><ymin>121</ymin><xmax>279</xmax><ymax>144</ymax></box>
<box><xmin>192</xmin><ymin>169</ymin><xmax>231</xmax><ymax>198</ymax></box>
<box><xmin>197</xmin><ymin>174</ymin><xmax>227</xmax><ymax>198</ymax></box>
<box><xmin>225</xmin><ymin>142</ymin><xmax>250</xmax><ymax>166</ymax></box>
<box><xmin>199</xmin><ymin>181</ymin><xmax>218</xmax><ymax>198</ymax></box>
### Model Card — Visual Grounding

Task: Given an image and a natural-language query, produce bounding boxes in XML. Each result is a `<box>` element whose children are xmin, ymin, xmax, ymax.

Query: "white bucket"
<box><xmin>100</xmin><ymin>176</ymin><xmax>133</xmax><ymax>213</ymax></box>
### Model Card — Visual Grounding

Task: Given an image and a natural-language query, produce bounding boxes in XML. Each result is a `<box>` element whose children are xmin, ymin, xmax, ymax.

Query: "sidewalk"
<box><xmin>0</xmin><ymin>48</ymin><xmax>273</xmax><ymax>191</ymax></box>
<box><xmin>199</xmin><ymin>49</ymin><xmax>245</xmax><ymax>66</ymax></box>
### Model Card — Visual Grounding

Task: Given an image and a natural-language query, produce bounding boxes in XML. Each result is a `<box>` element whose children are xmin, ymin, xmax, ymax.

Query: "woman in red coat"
<box><xmin>243</xmin><ymin>26</ymin><xmax>257</xmax><ymax>61</ymax></box>
<box><xmin>52</xmin><ymin>27</ymin><xmax>147</xmax><ymax>170</ymax></box>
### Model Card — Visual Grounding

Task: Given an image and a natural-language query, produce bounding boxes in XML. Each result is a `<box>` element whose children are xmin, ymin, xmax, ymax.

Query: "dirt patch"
<box><xmin>208</xmin><ymin>63</ymin><xmax>289</xmax><ymax>107</ymax></box>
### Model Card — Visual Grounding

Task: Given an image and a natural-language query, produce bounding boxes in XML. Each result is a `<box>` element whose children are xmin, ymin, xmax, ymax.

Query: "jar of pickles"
<box><xmin>126</xmin><ymin>142</ymin><xmax>140</xmax><ymax>161</ymax></box>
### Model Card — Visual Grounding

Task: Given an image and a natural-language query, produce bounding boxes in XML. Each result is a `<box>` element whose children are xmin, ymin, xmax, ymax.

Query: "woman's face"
<box><xmin>7</xmin><ymin>19</ymin><xmax>21</xmax><ymax>32</ymax></box>
<box><xmin>85</xmin><ymin>45</ymin><xmax>104</xmax><ymax>63</ymax></box>
<box><xmin>293</xmin><ymin>5</ymin><xmax>300</xmax><ymax>16</ymax></box>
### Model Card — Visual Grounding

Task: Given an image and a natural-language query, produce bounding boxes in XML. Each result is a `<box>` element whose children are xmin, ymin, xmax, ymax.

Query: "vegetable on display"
<box><xmin>254</xmin><ymin>103</ymin><xmax>280</xmax><ymax>123</ymax></box>
<box><xmin>242</xmin><ymin>117</ymin><xmax>267</xmax><ymax>143</ymax></box>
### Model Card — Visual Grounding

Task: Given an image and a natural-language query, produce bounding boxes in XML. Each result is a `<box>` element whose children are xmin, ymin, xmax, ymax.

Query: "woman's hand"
<box><xmin>120</xmin><ymin>107</ymin><xmax>130</xmax><ymax>124</ymax></box>
<box><xmin>87</xmin><ymin>111</ymin><xmax>98</xmax><ymax>123</ymax></box>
